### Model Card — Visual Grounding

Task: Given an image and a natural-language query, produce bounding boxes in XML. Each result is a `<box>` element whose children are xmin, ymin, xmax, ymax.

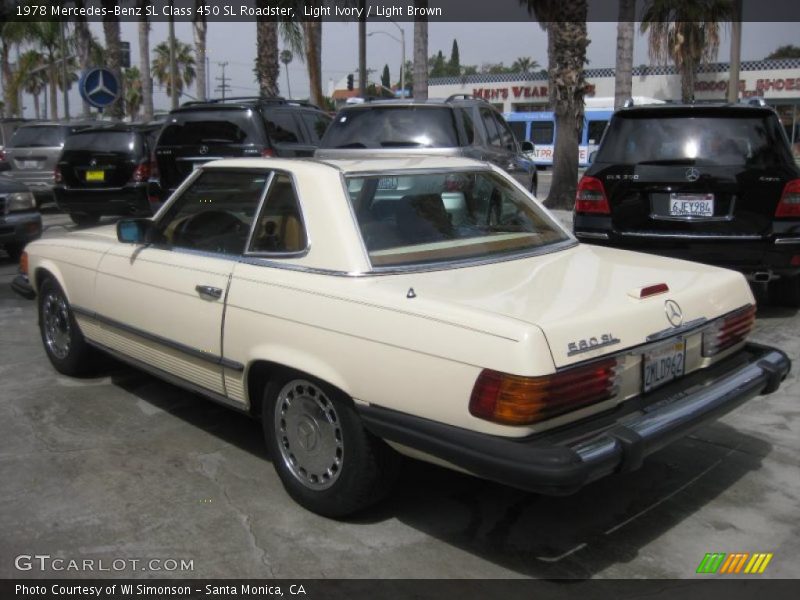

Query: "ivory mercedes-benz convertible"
<box><xmin>12</xmin><ymin>157</ymin><xmax>790</xmax><ymax>517</ymax></box>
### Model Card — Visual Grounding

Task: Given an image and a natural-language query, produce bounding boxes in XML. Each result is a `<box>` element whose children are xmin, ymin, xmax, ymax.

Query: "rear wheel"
<box><xmin>38</xmin><ymin>277</ymin><xmax>95</xmax><ymax>375</ymax></box>
<box><xmin>263</xmin><ymin>375</ymin><xmax>399</xmax><ymax>517</ymax></box>
<box><xmin>769</xmin><ymin>274</ymin><xmax>800</xmax><ymax>308</ymax></box>
<box><xmin>70</xmin><ymin>213</ymin><xmax>100</xmax><ymax>228</ymax></box>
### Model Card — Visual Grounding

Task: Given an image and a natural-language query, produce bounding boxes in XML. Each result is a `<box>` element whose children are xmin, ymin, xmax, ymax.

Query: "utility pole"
<box><xmin>215</xmin><ymin>61</ymin><xmax>231</xmax><ymax>101</ymax></box>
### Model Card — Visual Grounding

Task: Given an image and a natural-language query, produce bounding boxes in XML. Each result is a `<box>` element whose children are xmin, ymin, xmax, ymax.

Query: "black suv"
<box><xmin>54</xmin><ymin>123</ymin><xmax>162</xmax><ymax>226</ymax></box>
<box><xmin>315</xmin><ymin>96</ymin><xmax>538</xmax><ymax>195</ymax></box>
<box><xmin>152</xmin><ymin>97</ymin><xmax>332</xmax><ymax>200</ymax></box>
<box><xmin>574</xmin><ymin>102</ymin><xmax>800</xmax><ymax>305</ymax></box>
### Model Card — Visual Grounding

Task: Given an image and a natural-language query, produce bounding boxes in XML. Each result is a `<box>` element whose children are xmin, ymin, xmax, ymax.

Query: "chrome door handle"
<box><xmin>195</xmin><ymin>285</ymin><xmax>223</xmax><ymax>300</ymax></box>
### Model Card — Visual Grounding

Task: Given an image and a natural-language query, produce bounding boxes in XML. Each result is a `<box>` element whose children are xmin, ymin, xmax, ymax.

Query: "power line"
<box><xmin>214</xmin><ymin>61</ymin><xmax>231</xmax><ymax>101</ymax></box>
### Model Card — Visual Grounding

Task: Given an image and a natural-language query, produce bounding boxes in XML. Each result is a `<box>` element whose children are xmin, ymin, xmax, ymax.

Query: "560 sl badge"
<box><xmin>567</xmin><ymin>333</ymin><xmax>621</xmax><ymax>356</ymax></box>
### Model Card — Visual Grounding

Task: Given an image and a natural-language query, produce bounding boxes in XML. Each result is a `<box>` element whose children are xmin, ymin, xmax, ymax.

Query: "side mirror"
<box><xmin>117</xmin><ymin>218</ymin><xmax>153</xmax><ymax>244</ymax></box>
<box><xmin>520</xmin><ymin>141</ymin><xmax>535</xmax><ymax>153</ymax></box>
<box><xmin>588</xmin><ymin>151</ymin><xmax>598</xmax><ymax>164</ymax></box>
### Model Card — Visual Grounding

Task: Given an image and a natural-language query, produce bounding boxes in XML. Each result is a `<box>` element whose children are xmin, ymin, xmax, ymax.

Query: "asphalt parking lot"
<box><xmin>1</xmin><ymin>197</ymin><xmax>798</xmax><ymax>580</ymax></box>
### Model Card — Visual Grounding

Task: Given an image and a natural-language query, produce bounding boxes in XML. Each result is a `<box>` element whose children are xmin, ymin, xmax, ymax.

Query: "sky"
<box><xmin>16</xmin><ymin>19</ymin><xmax>800</xmax><ymax>117</ymax></box>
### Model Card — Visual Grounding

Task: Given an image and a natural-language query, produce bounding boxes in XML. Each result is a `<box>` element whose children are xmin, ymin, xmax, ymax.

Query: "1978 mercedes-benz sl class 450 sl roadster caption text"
<box><xmin>12</xmin><ymin>156</ymin><xmax>791</xmax><ymax>517</ymax></box>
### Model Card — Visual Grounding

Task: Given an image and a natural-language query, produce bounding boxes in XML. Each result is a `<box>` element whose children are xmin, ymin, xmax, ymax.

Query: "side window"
<box><xmin>249</xmin><ymin>174</ymin><xmax>308</xmax><ymax>254</ymax></box>
<box><xmin>300</xmin><ymin>112</ymin><xmax>332</xmax><ymax>143</ymax></box>
<box><xmin>508</xmin><ymin>121</ymin><xmax>527</xmax><ymax>143</ymax></box>
<box><xmin>459</xmin><ymin>108</ymin><xmax>475</xmax><ymax>145</ymax></box>
<box><xmin>263</xmin><ymin>111</ymin><xmax>303</xmax><ymax>144</ymax></box>
<box><xmin>480</xmin><ymin>108</ymin><xmax>501</xmax><ymax>146</ymax></box>
<box><xmin>156</xmin><ymin>170</ymin><xmax>269</xmax><ymax>255</ymax></box>
<box><xmin>587</xmin><ymin>120</ymin><xmax>608</xmax><ymax>145</ymax></box>
<box><xmin>493</xmin><ymin>113</ymin><xmax>516</xmax><ymax>148</ymax></box>
<box><xmin>531</xmin><ymin>122</ymin><xmax>554</xmax><ymax>144</ymax></box>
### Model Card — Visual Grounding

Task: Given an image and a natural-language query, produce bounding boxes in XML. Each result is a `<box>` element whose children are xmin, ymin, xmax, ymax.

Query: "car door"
<box><xmin>93</xmin><ymin>168</ymin><xmax>272</xmax><ymax>398</ymax></box>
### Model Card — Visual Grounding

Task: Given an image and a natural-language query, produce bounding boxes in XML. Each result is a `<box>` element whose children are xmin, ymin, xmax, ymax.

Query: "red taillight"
<box><xmin>149</xmin><ymin>154</ymin><xmax>159</xmax><ymax>179</ymax></box>
<box><xmin>575</xmin><ymin>175</ymin><xmax>610</xmax><ymax>214</ymax></box>
<box><xmin>261</xmin><ymin>148</ymin><xmax>275</xmax><ymax>158</ymax></box>
<box><xmin>469</xmin><ymin>357</ymin><xmax>618</xmax><ymax>425</ymax></box>
<box><xmin>0</xmin><ymin>149</ymin><xmax>7</xmax><ymax>162</ymax></box>
<box><xmin>131</xmin><ymin>162</ymin><xmax>151</xmax><ymax>183</ymax></box>
<box><xmin>53</xmin><ymin>166</ymin><xmax>62</xmax><ymax>184</ymax></box>
<box><xmin>702</xmin><ymin>305</ymin><xmax>756</xmax><ymax>357</ymax></box>
<box><xmin>775</xmin><ymin>179</ymin><xmax>800</xmax><ymax>217</ymax></box>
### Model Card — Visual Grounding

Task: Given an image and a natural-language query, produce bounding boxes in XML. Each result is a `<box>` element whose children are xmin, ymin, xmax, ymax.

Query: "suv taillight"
<box><xmin>261</xmin><ymin>148</ymin><xmax>275</xmax><ymax>158</ymax></box>
<box><xmin>702</xmin><ymin>305</ymin><xmax>756</xmax><ymax>357</ymax></box>
<box><xmin>53</xmin><ymin>166</ymin><xmax>62</xmax><ymax>184</ymax></box>
<box><xmin>149</xmin><ymin>154</ymin><xmax>159</xmax><ymax>179</ymax></box>
<box><xmin>131</xmin><ymin>162</ymin><xmax>151</xmax><ymax>183</ymax></box>
<box><xmin>0</xmin><ymin>149</ymin><xmax>6</xmax><ymax>162</ymax></box>
<box><xmin>469</xmin><ymin>357</ymin><xmax>618</xmax><ymax>425</ymax></box>
<box><xmin>775</xmin><ymin>179</ymin><xmax>800</xmax><ymax>217</ymax></box>
<box><xmin>575</xmin><ymin>175</ymin><xmax>610</xmax><ymax>214</ymax></box>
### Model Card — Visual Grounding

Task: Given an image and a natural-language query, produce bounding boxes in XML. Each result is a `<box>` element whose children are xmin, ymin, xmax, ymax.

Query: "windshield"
<box><xmin>345</xmin><ymin>169</ymin><xmax>569</xmax><ymax>268</ymax></box>
<box><xmin>159</xmin><ymin>109</ymin><xmax>261</xmax><ymax>145</ymax></box>
<box><xmin>596</xmin><ymin>113</ymin><xmax>794</xmax><ymax>167</ymax></box>
<box><xmin>322</xmin><ymin>106</ymin><xmax>460</xmax><ymax>149</ymax></box>
<box><xmin>8</xmin><ymin>126</ymin><xmax>66</xmax><ymax>148</ymax></box>
<box><xmin>64</xmin><ymin>131</ymin><xmax>141</xmax><ymax>154</ymax></box>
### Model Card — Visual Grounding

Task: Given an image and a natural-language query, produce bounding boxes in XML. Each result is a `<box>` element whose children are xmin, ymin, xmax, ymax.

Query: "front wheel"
<box><xmin>38</xmin><ymin>277</ymin><xmax>95</xmax><ymax>375</ymax></box>
<box><xmin>263</xmin><ymin>376</ymin><xmax>399</xmax><ymax>518</ymax></box>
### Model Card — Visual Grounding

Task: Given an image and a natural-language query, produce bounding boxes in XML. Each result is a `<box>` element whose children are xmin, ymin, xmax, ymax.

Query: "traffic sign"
<box><xmin>79</xmin><ymin>68</ymin><xmax>120</xmax><ymax>109</ymax></box>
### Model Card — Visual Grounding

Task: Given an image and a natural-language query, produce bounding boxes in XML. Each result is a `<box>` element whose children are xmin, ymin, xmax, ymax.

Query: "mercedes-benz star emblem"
<box><xmin>685</xmin><ymin>167</ymin><xmax>700</xmax><ymax>182</ymax></box>
<box><xmin>199</xmin><ymin>145</ymin><xmax>209</xmax><ymax>155</ymax></box>
<box><xmin>665</xmin><ymin>299</ymin><xmax>683</xmax><ymax>327</ymax></box>
<box><xmin>89</xmin><ymin>158</ymin><xmax>97</xmax><ymax>167</ymax></box>
<box><xmin>88</xmin><ymin>70</ymin><xmax>113</xmax><ymax>101</ymax></box>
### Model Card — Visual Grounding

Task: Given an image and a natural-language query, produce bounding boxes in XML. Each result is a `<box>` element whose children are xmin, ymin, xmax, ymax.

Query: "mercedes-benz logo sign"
<box><xmin>685</xmin><ymin>167</ymin><xmax>700</xmax><ymax>182</ymax></box>
<box><xmin>89</xmin><ymin>158</ymin><xmax>97</xmax><ymax>167</ymax></box>
<box><xmin>665</xmin><ymin>299</ymin><xmax>683</xmax><ymax>327</ymax></box>
<box><xmin>199</xmin><ymin>145</ymin><xmax>209</xmax><ymax>155</ymax></box>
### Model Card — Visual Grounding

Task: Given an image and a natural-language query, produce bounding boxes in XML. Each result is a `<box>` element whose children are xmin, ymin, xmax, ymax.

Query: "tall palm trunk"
<box><xmin>256</xmin><ymin>15</ymin><xmax>279</xmax><ymax>97</ymax></box>
<box><xmin>73</xmin><ymin>3</ymin><xmax>92</xmax><ymax>117</ymax></box>
<box><xmin>138</xmin><ymin>1</ymin><xmax>153</xmax><ymax>120</ymax></box>
<box><xmin>101</xmin><ymin>1</ymin><xmax>124</xmax><ymax>120</ymax></box>
<box><xmin>193</xmin><ymin>8</ymin><xmax>207</xmax><ymax>101</ymax></box>
<box><xmin>1</xmin><ymin>44</ymin><xmax>16</xmax><ymax>117</ymax></box>
<box><xmin>48</xmin><ymin>63</ymin><xmax>58</xmax><ymax>120</ymax></box>
<box><xmin>303</xmin><ymin>20</ymin><xmax>323</xmax><ymax>107</ymax></box>
<box><xmin>413</xmin><ymin>1</ymin><xmax>428</xmax><ymax>100</ymax></box>
<box><xmin>614</xmin><ymin>0</ymin><xmax>635</xmax><ymax>110</ymax></box>
<box><xmin>32</xmin><ymin>93</ymin><xmax>40</xmax><ymax>119</ymax></box>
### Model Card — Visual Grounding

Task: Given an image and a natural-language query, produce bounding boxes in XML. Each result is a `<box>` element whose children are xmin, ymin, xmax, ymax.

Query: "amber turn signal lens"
<box><xmin>469</xmin><ymin>357</ymin><xmax>618</xmax><ymax>425</ymax></box>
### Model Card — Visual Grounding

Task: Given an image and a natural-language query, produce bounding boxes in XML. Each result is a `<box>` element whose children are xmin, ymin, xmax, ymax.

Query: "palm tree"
<box><xmin>614</xmin><ymin>0</ymin><xmax>636</xmax><ymax>110</ymax></box>
<box><xmin>303</xmin><ymin>17</ymin><xmax>324</xmax><ymax>106</ymax></box>
<box><xmin>101</xmin><ymin>0</ymin><xmax>124</xmax><ymax>120</ymax></box>
<box><xmin>413</xmin><ymin>0</ymin><xmax>429</xmax><ymax>100</ymax></box>
<box><xmin>193</xmin><ymin>2</ymin><xmax>208</xmax><ymax>101</ymax></box>
<box><xmin>72</xmin><ymin>2</ymin><xmax>93</xmax><ymax>117</ymax></box>
<box><xmin>15</xmin><ymin>50</ymin><xmax>47</xmax><ymax>119</ymax></box>
<box><xmin>256</xmin><ymin>16</ymin><xmax>280</xmax><ymax>97</ymax></box>
<box><xmin>511</xmin><ymin>57</ymin><xmax>539</xmax><ymax>73</ymax></box>
<box><xmin>125</xmin><ymin>66</ymin><xmax>143</xmax><ymax>120</ymax></box>
<box><xmin>522</xmin><ymin>0</ymin><xmax>590</xmax><ymax>210</ymax></box>
<box><xmin>280</xmin><ymin>50</ymin><xmax>293</xmax><ymax>98</ymax></box>
<box><xmin>152</xmin><ymin>40</ymin><xmax>196</xmax><ymax>101</ymax></box>
<box><xmin>29</xmin><ymin>22</ymin><xmax>65</xmax><ymax>120</ymax></box>
<box><xmin>640</xmin><ymin>0</ymin><xmax>734</xmax><ymax>103</ymax></box>
<box><xmin>138</xmin><ymin>0</ymin><xmax>153</xmax><ymax>121</ymax></box>
<box><xmin>0</xmin><ymin>21</ymin><xmax>32</xmax><ymax>117</ymax></box>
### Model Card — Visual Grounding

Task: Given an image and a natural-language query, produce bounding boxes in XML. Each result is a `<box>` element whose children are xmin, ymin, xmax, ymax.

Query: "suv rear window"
<box><xmin>8</xmin><ymin>126</ymin><xmax>66</xmax><ymax>148</ymax></box>
<box><xmin>159</xmin><ymin>110</ymin><xmax>260</xmax><ymax>145</ymax></box>
<box><xmin>64</xmin><ymin>131</ymin><xmax>142</xmax><ymax>154</ymax></box>
<box><xmin>322</xmin><ymin>106</ymin><xmax>459</xmax><ymax>149</ymax></box>
<box><xmin>597</xmin><ymin>113</ymin><xmax>794</xmax><ymax>167</ymax></box>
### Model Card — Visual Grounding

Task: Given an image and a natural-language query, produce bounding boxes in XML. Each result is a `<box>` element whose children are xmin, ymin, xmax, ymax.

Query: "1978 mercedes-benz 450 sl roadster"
<box><xmin>12</xmin><ymin>157</ymin><xmax>791</xmax><ymax>517</ymax></box>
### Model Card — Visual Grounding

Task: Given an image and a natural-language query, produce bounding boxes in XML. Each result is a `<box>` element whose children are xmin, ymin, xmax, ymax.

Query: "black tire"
<box><xmin>263</xmin><ymin>375</ymin><xmax>399</xmax><ymax>518</ymax></box>
<box><xmin>3</xmin><ymin>242</ymin><xmax>23</xmax><ymax>262</ymax></box>
<box><xmin>70</xmin><ymin>213</ymin><xmax>101</xmax><ymax>228</ymax></box>
<box><xmin>37</xmin><ymin>277</ymin><xmax>96</xmax><ymax>376</ymax></box>
<box><xmin>769</xmin><ymin>274</ymin><xmax>800</xmax><ymax>308</ymax></box>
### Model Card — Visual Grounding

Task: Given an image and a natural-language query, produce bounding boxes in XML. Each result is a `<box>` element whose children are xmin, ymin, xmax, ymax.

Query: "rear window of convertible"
<box><xmin>345</xmin><ymin>170</ymin><xmax>569</xmax><ymax>268</ymax></box>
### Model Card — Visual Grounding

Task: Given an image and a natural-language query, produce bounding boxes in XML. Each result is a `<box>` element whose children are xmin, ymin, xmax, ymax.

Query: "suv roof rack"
<box><xmin>179</xmin><ymin>96</ymin><xmax>321</xmax><ymax>110</ymax></box>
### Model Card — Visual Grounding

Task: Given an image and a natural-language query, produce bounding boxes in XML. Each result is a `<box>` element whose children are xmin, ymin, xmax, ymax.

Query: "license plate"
<box><xmin>377</xmin><ymin>177</ymin><xmax>398</xmax><ymax>190</ymax></box>
<box><xmin>85</xmin><ymin>170</ymin><xmax>105</xmax><ymax>182</ymax></box>
<box><xmin>642</xmin><ymin>339</ymin><xmax>686</xmax><ymax>393</ymax></box>
<box><xmin>669</xmin><ymin>193</ymin><xmax>714</xmax><ymax>217</ymax></box>
<box><xmin>19</xmin><ymin>160</ymin><xmax>38</xmax><ymax>169</ymax></box>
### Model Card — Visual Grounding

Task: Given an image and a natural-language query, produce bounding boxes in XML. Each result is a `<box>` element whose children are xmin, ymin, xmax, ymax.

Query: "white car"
<box><xmin>13</xmin><ymin>157</ymin><xmax>790</xmax><ymax>517</ymax></box>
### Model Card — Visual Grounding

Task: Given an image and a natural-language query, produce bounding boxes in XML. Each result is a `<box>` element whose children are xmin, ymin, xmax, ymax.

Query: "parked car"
<box><xmin>316</xmin><ymin>96</ymin><xmax>539</xmax><ymax>195</ymax></box>
<box><xmin>53</xmin><ymin>123</ymin><xmax>162</xmax><ymax>227</ymax></box>
<box><xmin>0</xmin><ymin>175</ymin><xmax>41</xmax><ymax>260</ymax></box>
<box><xmin>152</xmin><ymin>97</ymin><xmax>332</xmax><ymax>201</ymax></box>
<box><xmin>573</xmin><ymin>102</ymin><xmax>800</xmax><ymax>306</ymax></box>
<box><xmin>2</xmin><ymin>122</ymin><xmax>92</xmax><ymax>204</ymax></box>
<box><xmin>12</xmin><ymin>156</ymin><xmax>790</xmax><ymax>517</ymax></box>
<box><xmin>0</xmin><ymin>118</ymin><xmax>30</xmax><ymax>171</ymax></box>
